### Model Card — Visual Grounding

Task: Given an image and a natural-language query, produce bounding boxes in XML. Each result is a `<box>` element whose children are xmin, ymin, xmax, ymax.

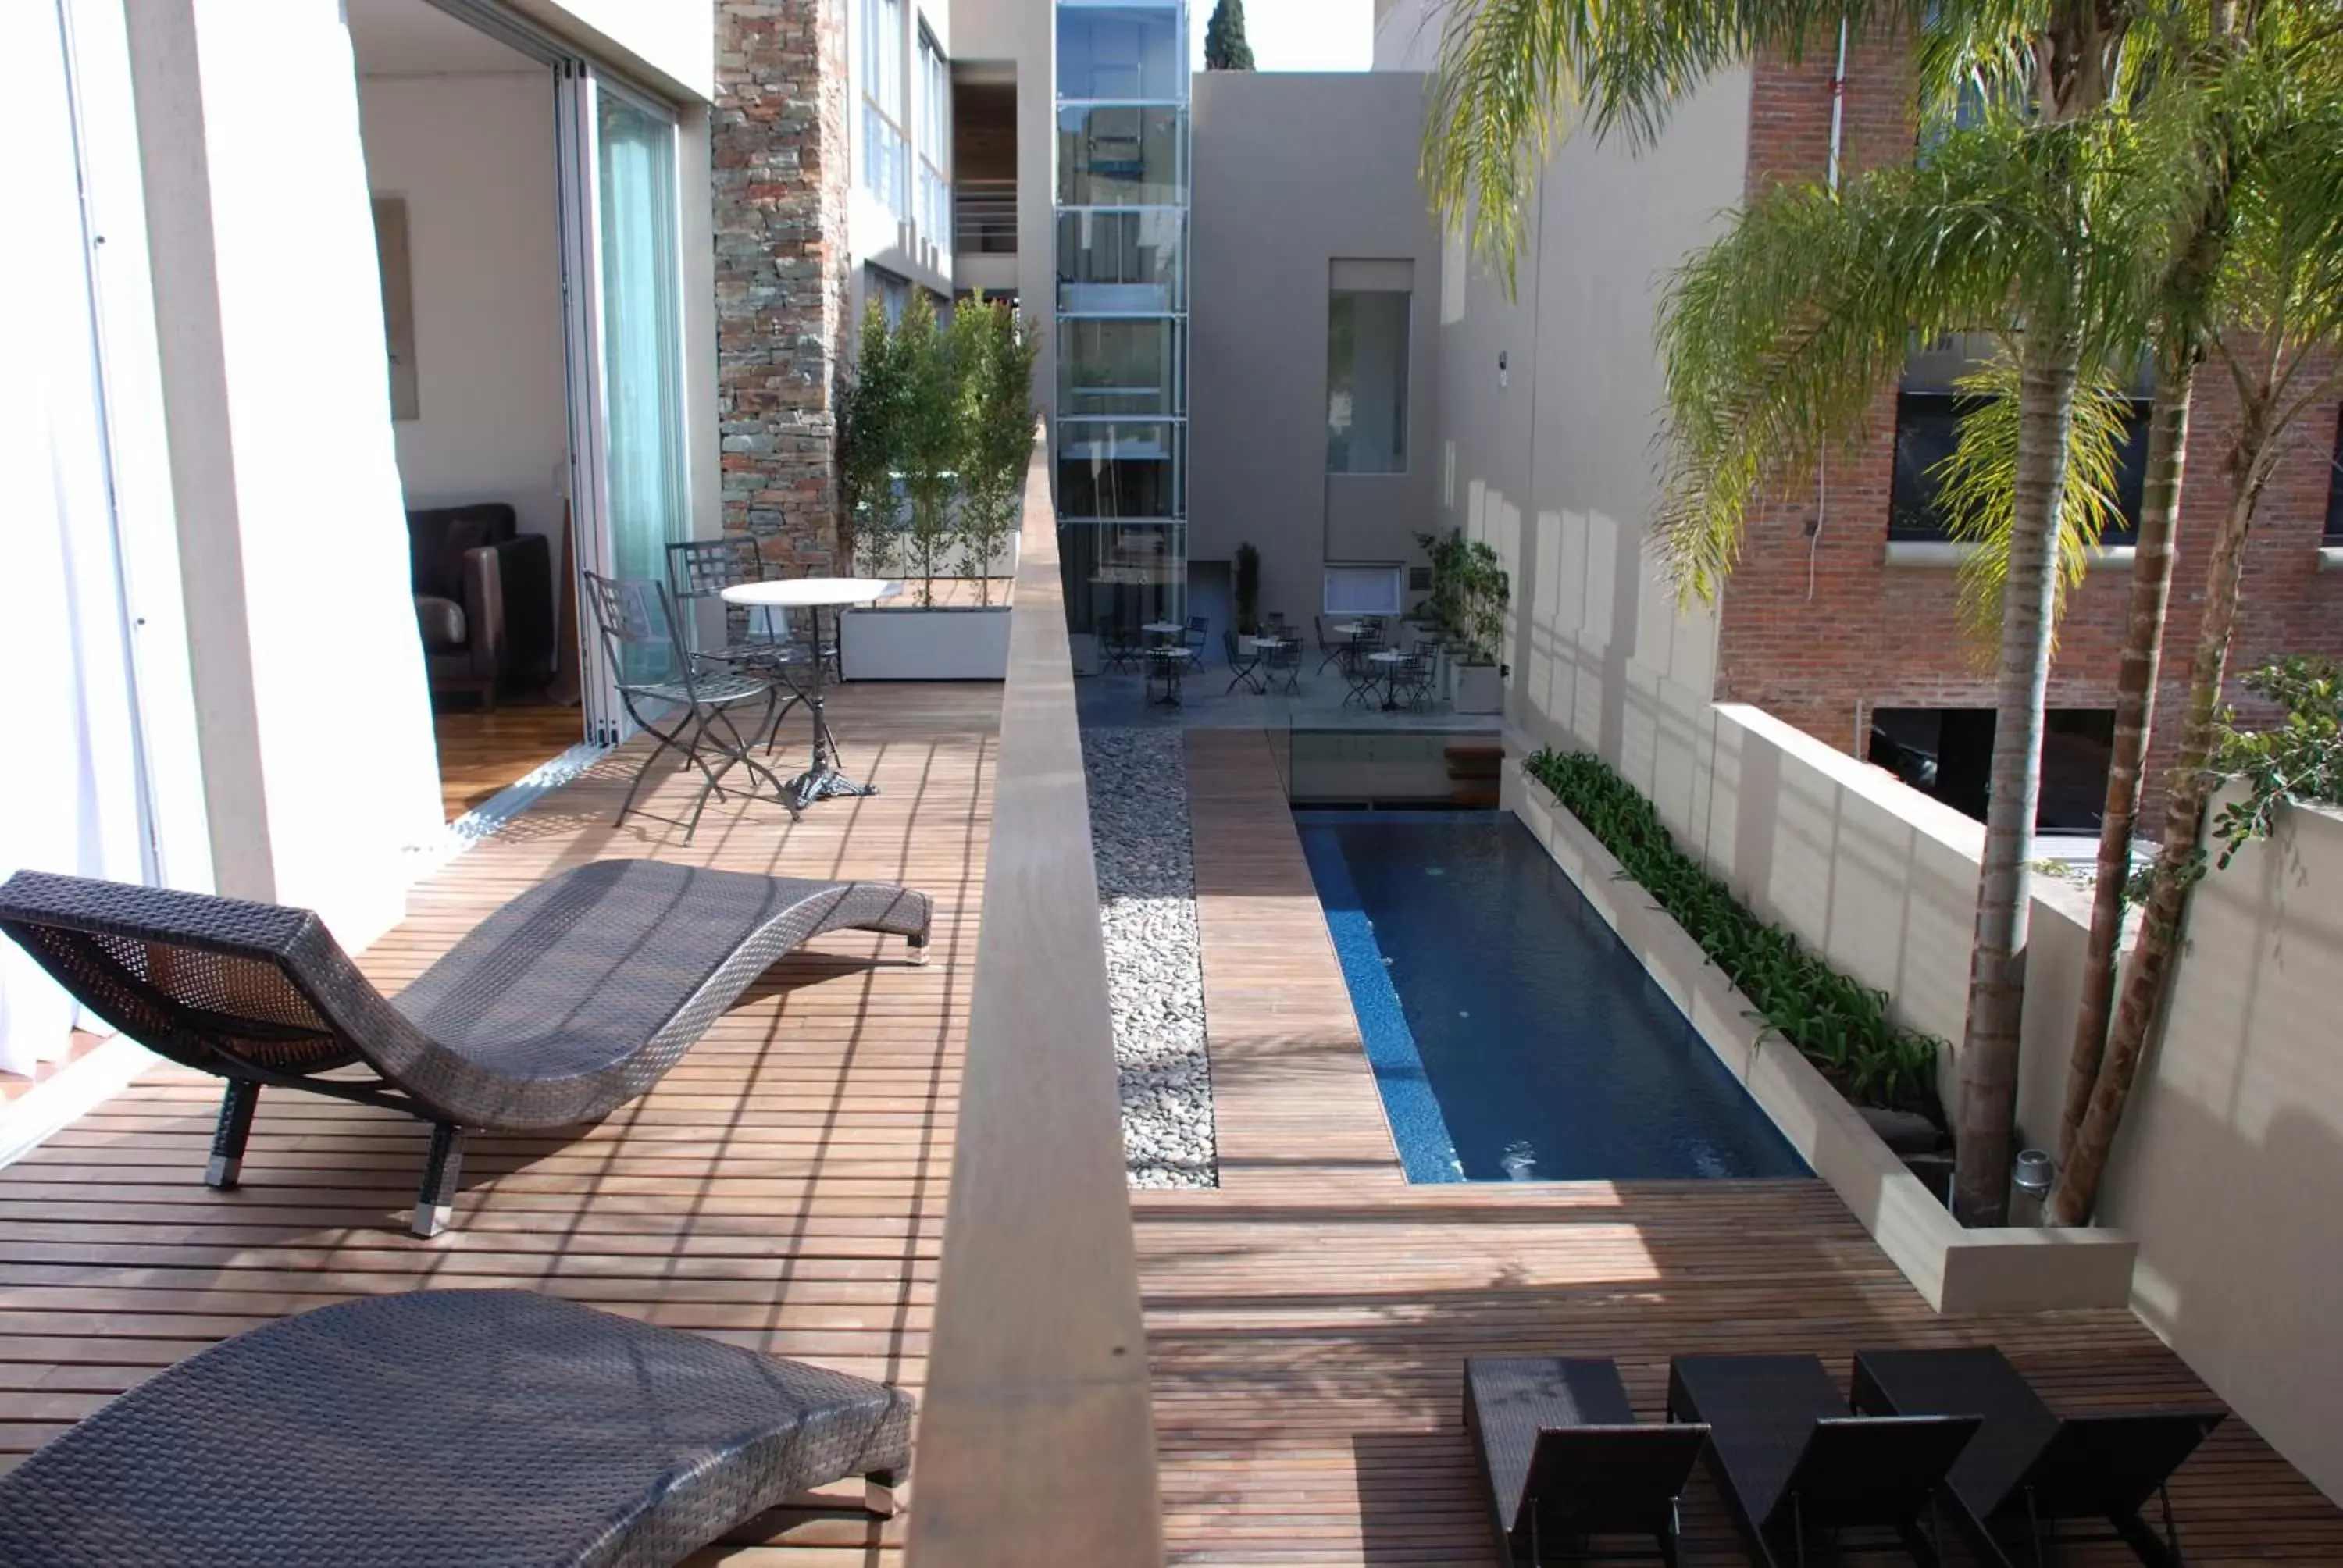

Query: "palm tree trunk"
<box><xmin>1953</xmin><ymin>335</ymin><xmax>2080</xmax><ymax>1227</ymax></box>
<box><xmin>2052</xmin><ymin>416</ymin><xmax>2274</xmax><ymax>1226</ymax></box>
<box><xmin>2056</xmin><ymin>359</ymin><xmax>2194</xmax><ymax>1170</ymax></box>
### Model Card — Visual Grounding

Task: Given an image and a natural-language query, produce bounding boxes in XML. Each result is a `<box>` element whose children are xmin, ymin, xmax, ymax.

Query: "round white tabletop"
<box><xmin>721</xmin><ymin>577</ymin><xmax>902</xmax><ymax>609</ymax></box>
<box><xmin>1333</xmin><ymin>622</ymin><xmax>1368</xmax><ymax>636</ymax></box>
<box><xmin>1368</xmin><ymin>650</ymin><xmax>1407</xmax><ymax>664</ymax></box>
<box><xmin>1147</xmin><ymin>645</ymin><xmax>1194</xmax><ymax>660</ymax></box>
<box><xmin>1249</xmin><ymin>637</ymin><xmax>1289</xmax><ymax>649</ymax></box>
<box><xmin>1141</xmin><ymin>621</ymin><xmax>1185</xmax><ymax>635</ymax></box>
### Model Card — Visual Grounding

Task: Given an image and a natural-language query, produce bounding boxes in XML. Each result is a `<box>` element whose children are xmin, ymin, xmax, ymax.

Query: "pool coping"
<box><xmin>1504</xmin><ymin>761</ymin><xmax>2138</xmax><ymax>1316</ymax></box>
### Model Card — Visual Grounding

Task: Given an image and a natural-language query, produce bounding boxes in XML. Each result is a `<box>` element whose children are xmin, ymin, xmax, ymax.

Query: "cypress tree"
<box><xmin>1204</xmin><ymin>0</ymin><xmax>1256</xmax><ymax>70</ymax></box>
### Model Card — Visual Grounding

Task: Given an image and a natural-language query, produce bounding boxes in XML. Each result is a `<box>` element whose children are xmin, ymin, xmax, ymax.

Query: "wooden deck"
<box><xmin>1136</xmin><ymin>728</ymin><xmax>2343</xmax><ymax>1565</ymax></box>
<box><xmin>2</xmin><ymin>699</ymin><xmax>2339</xmax><ymax>1563</ymax></box>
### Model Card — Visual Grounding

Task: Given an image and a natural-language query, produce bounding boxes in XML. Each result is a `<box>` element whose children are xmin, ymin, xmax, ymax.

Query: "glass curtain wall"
<box><xmin>1054</xmin><ymin>0</ymin><xmax>1189</xmax><ymax>634</ymax></box>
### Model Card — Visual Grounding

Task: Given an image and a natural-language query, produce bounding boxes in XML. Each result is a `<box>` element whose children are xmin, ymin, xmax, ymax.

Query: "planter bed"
<box><xmin>1504</xmin><ymin>752</ymin><xmax>2135</xmax><ymax>1314</ymax></box>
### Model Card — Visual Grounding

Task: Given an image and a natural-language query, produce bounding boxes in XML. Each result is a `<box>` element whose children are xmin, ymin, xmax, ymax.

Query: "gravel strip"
<box><xmin>1082</xmin><ymin>727</ymin><xmax>1217</xmax><ymax>1188</ymax></box>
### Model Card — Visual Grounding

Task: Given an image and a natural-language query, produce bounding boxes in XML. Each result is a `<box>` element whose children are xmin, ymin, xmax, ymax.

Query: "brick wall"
<box><xmin>713</xmin><ymin>0</ymin><xmax>851</xmax><ymax>572</ymax></box>
<box><xmin>1717</xmin><ymin>37</ymin><xmax>2343</xmax><ymax>816</ymax></box>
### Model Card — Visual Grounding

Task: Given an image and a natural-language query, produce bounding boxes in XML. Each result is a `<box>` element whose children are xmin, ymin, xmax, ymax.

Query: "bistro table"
<box><xmin>1367</xmin><ymin>648</ymin><xmax>1410</xmax><ymax>711</ymax></box>
<box><xmin>719</xmin><ymin>576</ymin><xmax>900</xmax><ymax>814</ymax></box>
<box><xmin>1228</xmin><ymin>635</ymin><xmax>1281</xmax><ymax>695</ymax></box>
<box><xmin>1141</xmin><ymin>620</ymin><xmax>1186</xmax><ymax>647</ymax></box>
<box><xmin>1145</xmin><ymin>644</ymin><xmax>1193</xmax><ymax>707</ymax></box>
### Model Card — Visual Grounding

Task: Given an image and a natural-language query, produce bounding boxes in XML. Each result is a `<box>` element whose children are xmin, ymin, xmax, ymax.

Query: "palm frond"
<box><xmin>1935</xmin><ymin>356</ymin><xmax>2131</xmax><ymax>646</ymax></box>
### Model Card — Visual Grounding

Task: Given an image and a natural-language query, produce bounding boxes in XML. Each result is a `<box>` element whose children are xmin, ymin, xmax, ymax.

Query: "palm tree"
<box><xmin>2050</xmin><ymin>4</ymin><xmax>2343</xmax><ymax>1212</ymax></box>
<box><xmin>2053</xmin><ymin>56</ymin><xmax>2343</xmax><ymax>1224</ymax></box>
<box><xmin>1425</xmin><ymin>0</ymin><xmax>2145</xmax><ymax>1222</ymax></box>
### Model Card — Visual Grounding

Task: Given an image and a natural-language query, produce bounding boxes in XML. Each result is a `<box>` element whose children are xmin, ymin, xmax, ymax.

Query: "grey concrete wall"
<box><xmin>1189</xmin><ymin>70</ymin><xmax>1443</xmax><ymax>627</ymax></box>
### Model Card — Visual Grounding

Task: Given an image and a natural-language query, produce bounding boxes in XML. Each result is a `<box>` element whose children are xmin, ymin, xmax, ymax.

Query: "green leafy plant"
<box><xmin>837</xmin><ymin>298</ymin><xmax>909</xmax><ymax>579</ymax></box>
<box><xmin>1414</xmin><ymin>528</ymin><xmax>1510</xmax><ymax>663</ymax></box>
<box><xmin>1526</xmin><ymin>747</ymin><xmax>1947</xmax><ymax>1117</ymax></box>
<box><xmin>895</xmin><ymin>293</ymin><xmax>960</xmax><ymax>608</ymax></box>
<box><xmin>1233</xmin><ymin>542</ymin><xmax>1261</xmax><ymax>636</ymax></box>
<box><xmin>2209</xmin><ymin>656</ymin><xmax>2343</xmax><ymax>867</ymax></box>
<box><xmin>950</xmin><ymin>294</ymin><xmax>1038</xmax><ymax>607</ymax></box>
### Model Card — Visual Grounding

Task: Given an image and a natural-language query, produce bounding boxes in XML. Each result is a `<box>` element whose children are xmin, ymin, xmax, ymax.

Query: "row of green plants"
<box><xmin>836</xmin><ymin>292</ymin><xmax>1038</xmax><ymax>607</ymax></box>
<box><xmin>1525</xmin><ymin>747</ymin><xmax>1945</xmax><ymax>1117</ymax></box>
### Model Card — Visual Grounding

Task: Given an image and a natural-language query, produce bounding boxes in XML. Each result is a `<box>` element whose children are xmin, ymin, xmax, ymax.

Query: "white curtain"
<box><xmin>0</xmin><ymin>0</ymin><xmax>152</xmax><ymax>1076</ymax></box>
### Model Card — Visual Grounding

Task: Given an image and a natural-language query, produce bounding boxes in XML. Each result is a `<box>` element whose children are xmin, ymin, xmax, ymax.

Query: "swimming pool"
<box><xmin>1296</xmin><ymin>811</ymin><xmax>1809</xmax><ymax>1183</ymax></box>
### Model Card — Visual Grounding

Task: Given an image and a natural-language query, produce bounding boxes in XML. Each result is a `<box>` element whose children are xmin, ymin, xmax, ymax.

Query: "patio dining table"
<box><xmin>1145</xmin><ymin>645</ymin><xmax>1193</xmax><ymax>708</ymax></box>
<box><xmin>720</xmin><ymin>576</ymin><xmax>900</xmax><ymax>813</ymax></box>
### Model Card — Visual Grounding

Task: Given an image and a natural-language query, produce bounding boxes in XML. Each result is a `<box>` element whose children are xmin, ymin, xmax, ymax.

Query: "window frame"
<box><xmin>861</xmin><ymin>0</ymin><xmax>909</xmax><ymax>217</ymax></box>
<box><xmin>1325</xmin><ymin>287</ymin><xmax>1413</xmax><ymax>477</ymax></box>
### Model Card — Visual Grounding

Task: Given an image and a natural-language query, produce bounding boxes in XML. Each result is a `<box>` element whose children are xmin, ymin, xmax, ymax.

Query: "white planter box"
<box><xmin>1504</xmin><ymin>761</ymin><xmax>2138</xmax><ymax>1314</ymax></box>
<box><xmin>840</xmin><ymin>606</ymin><xmax>1011</xmax><ymax>680</ymax></box>
<box><xmin>1453</xmin><ymin>662</ymin><xmax>1504</xmax><ymax>715</ymax></box>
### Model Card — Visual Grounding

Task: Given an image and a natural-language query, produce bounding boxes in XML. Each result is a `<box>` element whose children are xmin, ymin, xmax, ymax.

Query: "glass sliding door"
<box><xmin>562</xmin><ymin>68</ymin><xmax>689</xmax><ymax>730</ymax></box>
<box><xmin>593</xmin><ymin>88</ymin><xmax>686</xmax><ymax>587</ymax></box>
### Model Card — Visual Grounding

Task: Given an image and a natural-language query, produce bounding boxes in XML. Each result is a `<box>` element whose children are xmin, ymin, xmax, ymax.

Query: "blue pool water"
<box><xmin>1296</xmin><ymin>811</ymin><xmax>1810</xmax><ymax>1183</ymax></box>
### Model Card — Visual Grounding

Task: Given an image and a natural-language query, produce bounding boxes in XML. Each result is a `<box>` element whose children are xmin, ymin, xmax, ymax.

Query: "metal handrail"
<box><xmin>954</xmin><ymin>178</ymin><xmax>1018</xmax><ymax>254</ymax></box>
<box><xmin>904</xmin><ymin>428</ymin><xmax>1164</xmax><ymax>1566</ymax></box>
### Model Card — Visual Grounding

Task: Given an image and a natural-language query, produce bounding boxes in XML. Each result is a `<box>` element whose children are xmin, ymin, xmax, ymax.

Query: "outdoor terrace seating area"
<box><xmin>2</xmin><ymin>689</ymin><xmax>2339</xmax><ymax>1563</ymax></box>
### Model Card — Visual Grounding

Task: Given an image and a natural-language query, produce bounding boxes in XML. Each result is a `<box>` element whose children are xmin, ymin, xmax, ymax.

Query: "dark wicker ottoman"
<box><xmin>0</xmin><ymin>1290</ymin><xmax>914</xmax><ymax>1568</ymax></box>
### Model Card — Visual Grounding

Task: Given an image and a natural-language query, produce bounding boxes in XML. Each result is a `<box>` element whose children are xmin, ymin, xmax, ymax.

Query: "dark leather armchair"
<box><xmin>407</xmin><ymin>504</ymin><xmax>556</xmax><ymax>708</ymax></box>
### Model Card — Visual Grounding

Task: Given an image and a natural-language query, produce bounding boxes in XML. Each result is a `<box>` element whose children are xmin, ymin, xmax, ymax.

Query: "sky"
<box><xmin>1189</xmin><ymin>0</ymin><xmax>1375</xmax><ymax>73</ymax></box>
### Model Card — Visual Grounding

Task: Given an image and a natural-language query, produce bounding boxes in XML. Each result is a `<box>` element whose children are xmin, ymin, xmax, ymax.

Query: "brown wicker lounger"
<box><xmin>0</xmin><ymin>859</ymin><xmax>931</xmax><ymax>1236</ymax></box>
<box><xmin>1853</xmin><ymin>1347</ymin><xmax>2224</xmax><ymax>1566</ymax></box>
<box><xmin>1465</xmin><ymin>1356</ymin><xmax>1710</xmax><ymax>1566</ymax></box>
<box><xmin>0</xmin><ymin>1289</ymin><xmax>913</xmax><ymax>1567</ymax></box>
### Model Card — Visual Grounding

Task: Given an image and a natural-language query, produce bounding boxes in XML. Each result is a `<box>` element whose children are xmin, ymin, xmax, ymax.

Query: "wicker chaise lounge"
<box><xmin>1853</xmin><ymin>1347</ymin><xmax>2225</xmax><ymax>1566</ymax></box>
<box><xmin>0</xmin><ymin>1289</ymin><xmax>914</xmax><ymax>1567</ymax></box>
<box><xmin>1464</xmin><ymin>1356</ymin><xmax>1711</xmax><ymax>1566</ymax></box>
<box><xmin>0</xmin><ymin>858</ymin><xmax>931</xmax><ymax>1237</ymax></box>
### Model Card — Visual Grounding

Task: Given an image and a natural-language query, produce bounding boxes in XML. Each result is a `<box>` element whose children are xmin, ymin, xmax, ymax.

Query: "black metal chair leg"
<box><xmin>206</xmin><ymin>1080</ymin><xmax>259</xmax><ymax>1189</ymax></box>
<box><xmin>412</xmin><ymin>1122</ymin><xmax>465</xmax><ymax>1238</ymax></box>
<box><xmin>2111</xmin><ymin>1494</ymin><xmax>2187</xmax><ymax>1568</ymax></box>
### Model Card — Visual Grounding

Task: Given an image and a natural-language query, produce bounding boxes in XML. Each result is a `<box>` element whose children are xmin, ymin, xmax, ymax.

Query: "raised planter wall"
<box><xmin>1505</xmin><ymin>759</ymin><xmax>2138</xmax><ymax>1315</ymax></box>
<box><xmin>841</xmin><ymin>604</ymin><xmax>1011</xmax><ymax>680</ymax></box>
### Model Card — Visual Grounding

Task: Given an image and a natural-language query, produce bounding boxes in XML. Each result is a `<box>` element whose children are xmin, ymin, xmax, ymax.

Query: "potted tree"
<box><xmin>836</xmin><ymin>294</ymin><xmax>1036</xmax><ymax>679</ymax></box>
<box><xmin>1233</xmin><ymin>542</ymin><xmax>1261</xmax><ymax>651</ymax></box>
<box><xmin>1418</xmin><ymin>528</ymin><xmax>1508</xmax><ymax>714</ymax></box>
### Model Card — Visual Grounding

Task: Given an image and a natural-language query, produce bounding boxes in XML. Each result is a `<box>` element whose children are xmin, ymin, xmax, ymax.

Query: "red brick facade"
<box><xmin>713</xmin><ymin>0</ymin><xmax>852</xmax><ymax>571</ymax></box>
<box><xmin>1717</xmin><ymin>39</ymin><xmax>2343</xmax><ymax>809</ymax></box>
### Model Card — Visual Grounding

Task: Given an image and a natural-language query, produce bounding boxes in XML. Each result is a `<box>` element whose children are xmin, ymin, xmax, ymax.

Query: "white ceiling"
<box><xmin>345</xmin><ymin>0</ymin><xmax>540</xmax><ymax>77</ymax></box>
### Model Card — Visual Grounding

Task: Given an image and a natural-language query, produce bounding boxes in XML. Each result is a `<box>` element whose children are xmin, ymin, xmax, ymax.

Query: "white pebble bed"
<box><xmin>1082</xmin><ymin>727</ymin><xmax>1217</xmax><ymax>1188</ymax></box>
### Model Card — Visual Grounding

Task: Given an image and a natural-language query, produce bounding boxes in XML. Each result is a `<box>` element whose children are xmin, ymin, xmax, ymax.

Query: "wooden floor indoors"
<box><xmin>0</xmin><ymin>698</ymin><xmax>2338</xmax><ymax>1564</ymax></box>
<box><xmin>433</xmin><ymin>699</ymin><xmax>588</xmax><ymax>821</ymax></box>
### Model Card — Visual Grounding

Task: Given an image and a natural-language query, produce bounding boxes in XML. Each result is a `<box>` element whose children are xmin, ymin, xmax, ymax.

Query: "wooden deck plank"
<box><xmin>5</xmin><ymin>696</ymin><xmax>2341</xmax><ymax>1563</ymax></box>
<box><xmin>1141</xmin><ymin>731</ymin><xmax>2343</xmax><ymax>1565</ymax></box>
<box><xmin>1185</xmin><ymin>730</ymin><xmax>1402</xmax><ymax>1195</ymax></box>
<box><xmin>0</xmin><ymin>681</ymin><xmax>999</xmax><ymax>1562</ymax></box>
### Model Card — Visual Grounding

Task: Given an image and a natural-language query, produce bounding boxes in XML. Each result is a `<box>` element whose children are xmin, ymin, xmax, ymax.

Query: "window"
<box><xmin>866</xmin><ymin>264</ymin><xmax>911</xmax><ymax>326</ymax></box>
<box><xmin>1327</xmin><ymin>272</ymin><xmax>1410</xmax><ymax>475</ymax></box>
<box><xmin>1058</xmin><ymin>316</ymin><xmax>1183</xmax><ymax>417</ymax></box>
<box><xmin>1323</xmin><ymin>564</ymin><xmax>1404</xmax><ymax>617</ymax></box>
<box><xmin>1057</xmin><ymin>209</ymin><xmax>1185</xmax><ymax>315</ymax></box>
<box><xmin>916</xmin><ymin>27</ymin><xmax>950</xmax><ymax>239</ymax></box>
<box><xmin>1870</xmin><ymin>707</ymin><xmax>2115</xmax><ymax>832</ymax></box>
<box><xmin>1057</xmin><ymin>421</ymin><xmax>1182</xmax><ymax>519</ymax></box>
<box><xmin>1889</xmin><ymin>335</ymin><xmax>2149</xmax><ymax>544</ymax></box>
<box><xmin>861</xmin><ymin>0</ymin><xmax>908</xmax><ymax>216</ymax></box>
<box><xmin>2326</xmin><ymin>407</ymin><xmax>2343</xmax><ymax>543</ymax></box>
<box><xmin>1056</xmin><ymin>105</ymin><xmax>1182</xmax><ymax>205</ymax></box>
<box><xmin>1056</xmin><ymin>5</ymin><xmax>1185</xmax><ymax>101</ymax></box>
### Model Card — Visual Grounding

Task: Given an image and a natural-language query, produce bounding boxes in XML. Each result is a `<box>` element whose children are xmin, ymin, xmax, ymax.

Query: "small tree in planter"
<box><xmin>1418</xmin><ymin>528</ymin><xmax>1508</xmax><ymax>712</ymax></box>
<box><xmin>950</xmin><ymin>294</ymin><xmax>1039</xmax><ymax>606</ymax></box>
<box><xmin>1233</xmin><ymin>542</ymin><xmax>1261</xmax><ymax>636</ymax></box>
<box><xmin>893</xmin><ymin>294</ymin><xmax>964</xmax><ymax>607</ymax></box>
<box><xmin>838</xmin><ymin>299</ymin><xmax>909</xmax><ymax>579</ymax></box>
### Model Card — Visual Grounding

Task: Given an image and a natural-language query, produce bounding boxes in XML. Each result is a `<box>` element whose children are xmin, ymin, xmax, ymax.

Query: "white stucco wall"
<box><xmin>358</xmin><ymin>73</ymin><xmax>569</xmax><ymax>573</ymax></box>
<box><xmin>1188</xmin><ymin>70</ymin><xmax>1446</xmax><ymax>625</ymax></box>
<box><xmin>2097</xmin><ymin>793</ymin><xmax>2343</xmax><ymax>1505</ymax></box>
<box><xmin>129</xmin><ymin>0</ymin><xmax>444</xmax><ymax>949</ymax></box>
<box><xmin>510</xmin><ymin>0</ymin><xmax>714</xmax><ymax>102</ymax></box>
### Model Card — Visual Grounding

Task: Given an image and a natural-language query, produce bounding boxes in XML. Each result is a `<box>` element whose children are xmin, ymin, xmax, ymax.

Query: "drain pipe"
<box><xmin>1807</xmin><ymin>12</ymin><xmax>1851</xmax><ymax>601</ymax></box>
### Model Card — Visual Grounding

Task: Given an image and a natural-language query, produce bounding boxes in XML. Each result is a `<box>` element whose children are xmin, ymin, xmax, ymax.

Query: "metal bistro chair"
<box><xmin>1185</xmin><ymin>615</ymin><xmax>1211</xmax><ymax>665</ymax></box>
<box><xmin>1224</xmin><ymin>629</ymin><xmax>1263</xmax><ymax>694</ymax></box>
<box><xmin>583</xmin><ymin>572</ymin><xmax>786</xmax><ymax>843</ymax></box>
<box><xmin>1392</xmin><ymin>646</ymin><xmax>1439</xmax><ymax>711</ymax></box>
<box><xmin>1100</xmin><ymin>618</ymin><xmax>1144</xmax><ymax>674</ymax></box>
<box><xmin>665</xmin><ymin>540</ymin><xmax>806</xmax><ymax>740</ymax></box>
<box><xmin>1262</xmin><ymin>633</ymin><xmax>1303</xmax><ymax>695</ymax></box>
